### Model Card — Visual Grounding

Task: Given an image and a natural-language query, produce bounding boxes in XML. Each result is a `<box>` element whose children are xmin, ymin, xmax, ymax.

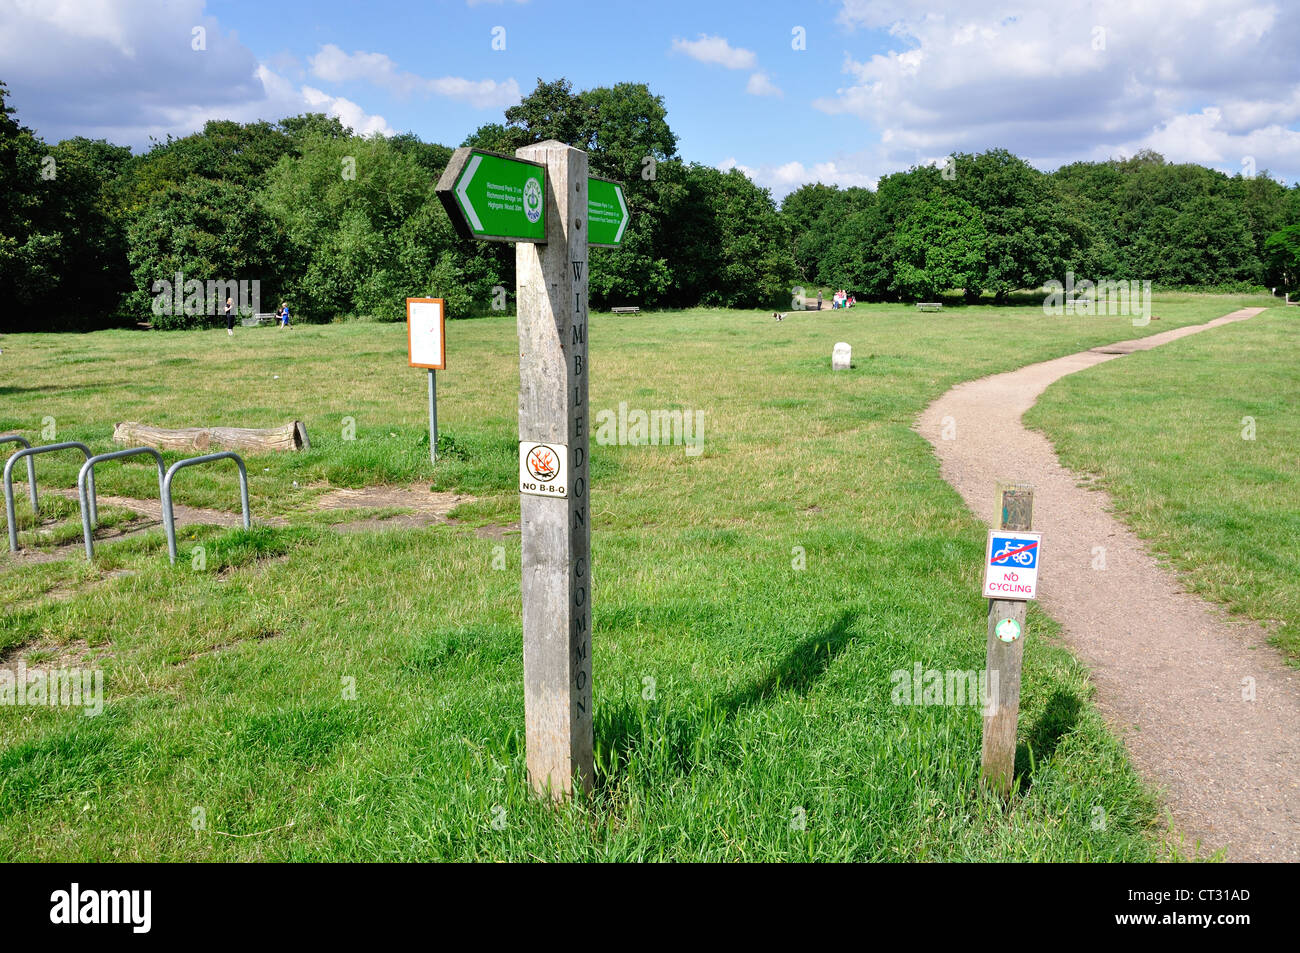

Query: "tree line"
<box><xmin>786</xmin><ymin>149</ymin><xmax>1300</xmax><ymax>302</ymax></box>
<box><xmin>1</xmin><ymin>77</ymin><xmax>1297</xmax><ymax>331</ymax></box>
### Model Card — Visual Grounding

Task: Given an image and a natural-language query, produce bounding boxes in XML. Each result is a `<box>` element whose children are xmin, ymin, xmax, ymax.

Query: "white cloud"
<box><xmin>0</xmin><ymin>1</ymin><xmax>401</xmax><ymax>147</ymax></box>
<box><xmin>746</xmin><ymin>72</ymin><xmax>783</xmax><ymax>97</ymax></box>
<box><xmin>301</xmin><ymin>86</ymin><xmax>394</xmax><ymax>138</ymax></box>
<box><xmin>719</xmin><ymin>155</ymin><xmax>880</xmax><ymax>199</ymax></box>
<box><xmin>671</xmin><ymin>34</ymin><xmax>758</xmax><ymax>70</ymax></box>
<box><xmin>817</xmin><ymin>0</ymin><xmax>1300</xmax><ymax>183</ymax></box>
<box><xmin>717</xmin><ymin>156</ymin><xmax>755</xmax><ymax>177</ymax></box>
<box><xmin>309</xmin><ymin>44</ymin><xmax>519</xmax><ymax>109</ymax></box>
<box><xmin>310</xmin><ymin>45</ymin><xmax>418</xmax><ymax>93</ymax></box>
<box><xmin>424</xmin><ymin>76</ymin><xmax>520</xmax><ymax>109</ymax></box>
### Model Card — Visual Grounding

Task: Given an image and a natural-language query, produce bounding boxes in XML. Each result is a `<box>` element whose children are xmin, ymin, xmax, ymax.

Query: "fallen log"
<box><xmin>113</xmin><ymin>420</ymin><xmax>310</xmax><ymax>453</ymax></box>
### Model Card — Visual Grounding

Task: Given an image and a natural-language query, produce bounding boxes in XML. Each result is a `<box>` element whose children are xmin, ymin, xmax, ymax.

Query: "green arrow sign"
<box><xmin>436</xmin><ymin>148</ymin><xmax>547</xmax><ymax>244</ymax></box>
<box><xmin>587</xmin><ymin>177</ymin><xmax>629</xmax><ymax>248</ymax></box>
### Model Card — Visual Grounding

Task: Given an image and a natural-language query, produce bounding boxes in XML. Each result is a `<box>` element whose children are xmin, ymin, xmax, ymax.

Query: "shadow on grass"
<box><xmin>592</xmin><ymin>610</ymin><xmax>857</xmax><ymax>789</ymax></box>
<box><xmin>1013</xmin><ymin>688</ymin><xmax>1082</xmax><ymax>795</ymax></box>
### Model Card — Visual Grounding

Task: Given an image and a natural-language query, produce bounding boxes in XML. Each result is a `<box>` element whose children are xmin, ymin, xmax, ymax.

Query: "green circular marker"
<box><xmin>995</xmin><ymin>618</ymin><xmax>1022</xmax><ymax>643</ymax></box>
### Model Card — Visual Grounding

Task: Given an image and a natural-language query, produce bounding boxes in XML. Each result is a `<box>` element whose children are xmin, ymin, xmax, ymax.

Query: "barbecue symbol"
<box><xmin>526</xmin><ymin>445</ymin><xmax>558</xmax><ymax>482</ymax></box>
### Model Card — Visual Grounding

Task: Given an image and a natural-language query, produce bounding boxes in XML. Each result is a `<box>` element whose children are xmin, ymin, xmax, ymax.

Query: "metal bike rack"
<box><xmin>77</xmin><ymin>447</ymin><xmax>166</xmax><ymax>561</ymax></box>
<box><xmin>4</xmin><ymin>441</ymin><xmax>94</xmax><ymax>553</ymax></box>
<box><xmin>162</xmin><ymin>452</ymin><xmax>250</xmax><ymax>565</ymax></box>
<box><xmin>1</xmin><ymin>434</ymin><xmax>38</xmax><ymax>516</ymax></box>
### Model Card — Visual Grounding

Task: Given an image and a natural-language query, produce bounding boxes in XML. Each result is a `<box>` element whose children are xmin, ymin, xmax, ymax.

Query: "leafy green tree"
<box><xmin>460</xmin><ymin>122</ymin><xmax>517</xmax><ymax>154</ymax></box>
<box><xmin>667</xmin><ymin>164</ymin><xmax>797</xmax><ymax>308</ymax></box>
<box><xmin>819</xmin><ymin>167</ymin><xmax>939</xmax><ymax>298</ymax></box>
<box><xmin>390</xmin><ymin>132</ymin><xmax>453</xmax><ymax>178</ymax></box>
<box><xmin>261</xmin><ymin>134</ymin><xmax>477</xmax><ymax>321</ymax></box>
<box><xmin>0</xmin><ymin>83</ymin><xmax>134</xmax><ymax>330</ymax></box>
<box><xmin>890</xmin><ymin>194</ymin><xmax>987</xmax><ymax>299</ymax></box>
<box><xmin>781</xmin><ymin>183</ymin><xmax>874</xmax><ymax>286</ymax></box>
<box><xmin>125</xmin><ymin>177</ymin><xmax>286</xmax><ymax>329</ymax></box>
<box><xmin>1263</xmin><ymin>223</ymin><xmax>1300</xmax><ymax>290</ymax></box>
<box><xmin>40</xmin><ymin>136</ymin><xmax>134</xmax><ymax>324</ymax></box>
<box><xmin>1228</xmin><ymin>172</ymin><xmax>1290</xmax><ymax>281</ymax></box>
<box><xmin>113</xmin><ymin>119</ymin><xmax>294</xmax><ymax>218</ymax></box>
<box><xmin>818</xmin><ymin>203</ymin><xmax>891</xmax><ymax>298</ymax></box>
<box><xmin>1162</xmin><ymin>196</ymin><xmax>1257</xmax><ymax>284</ymax></box>
<box><xmin>0</xmin><ymin>81</ymin><xmax>57</xmax><ymax>326</ymax></box>
<box><xmin>466</xmin><ymin>78</ymin><xmax>681</xmax><ymax>308</ymax></box>
<box><xmin>279</xmin><ymin>113</ymin><xmax>350</xmax><ymax>145</ymax></box>
<box><xmin>949</xmin><ymin>149</ymin><xmax>1080</xmax><ymax>300</ymax></box>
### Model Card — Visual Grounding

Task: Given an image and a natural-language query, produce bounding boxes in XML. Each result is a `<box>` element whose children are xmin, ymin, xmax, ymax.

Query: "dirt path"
<box><xmin>917</xmin><ymin>308</ymin><xmax>1300</xmax><ymax>861</ymax></box>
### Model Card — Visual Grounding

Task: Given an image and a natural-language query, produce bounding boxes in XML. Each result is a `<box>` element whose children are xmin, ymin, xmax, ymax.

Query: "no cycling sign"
<box><xmin>982</xmin><ymin>530</ymin><xmax>1042</xmax><ymax>600</ymax></box>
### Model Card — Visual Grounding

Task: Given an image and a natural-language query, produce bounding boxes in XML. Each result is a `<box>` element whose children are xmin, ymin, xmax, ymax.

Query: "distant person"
<box><xmin>224</xmin><ymin>296</ymin><xmax>234</xmax><ymax>336</ymax></box>
<box><xmin>817</xmin><ymin>291</ymin><xmax>823</xmax><ymax>310</ymax></box>
<box><xmin>278</xmin><ymin>301</ymin><xmax>291</xmax><ymax>328</ymax></box>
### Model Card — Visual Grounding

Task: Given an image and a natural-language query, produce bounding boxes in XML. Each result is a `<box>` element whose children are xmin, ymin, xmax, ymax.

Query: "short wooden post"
<box><xmin>980</xmin><ymin>482</ymin><xmax>1033</xmax><ymax>797</ymax></box>
<box><xmin>516</xmin><ymin>140</ymin><xmax>594</xmax><ymax>799</ymax></box>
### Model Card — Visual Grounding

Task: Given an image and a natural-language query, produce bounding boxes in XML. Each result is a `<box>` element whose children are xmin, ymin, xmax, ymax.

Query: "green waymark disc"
<box><xmin>995</xmin><ymin>617</ymin><xmax>1022</xmax><ymax>643</ymax></box>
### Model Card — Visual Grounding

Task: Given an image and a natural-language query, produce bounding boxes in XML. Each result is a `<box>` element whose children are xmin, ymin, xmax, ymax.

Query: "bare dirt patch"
<box><xmin>463</xmin><ymin>521</ymin><xmax>519</xmax><ymax>540</ymax></box>
<box><xmin>314</xmin><ymin>484</ymin><xmax>469</xmax><ymax>517</ymax></box>
<box><xmin>2</xmin><ymin>638</ymin><xmax>114</xmax><ymax>671</ymax></box>
<box><xmin>314</xmin><ymin>485</ymin><xmax>472</xmax><ymax>533</ymax></box>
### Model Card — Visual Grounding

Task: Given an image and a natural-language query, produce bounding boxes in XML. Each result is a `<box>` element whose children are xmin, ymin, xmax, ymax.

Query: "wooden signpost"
<box><xmin>980</xmin><ymin>482</ymin><xmax>1036</xmax><ymax>798</ymax></box>
<box><xmin>438</xmin><ymin>142</ymin><xmax>626</xmax><ymax>799</ymax></box>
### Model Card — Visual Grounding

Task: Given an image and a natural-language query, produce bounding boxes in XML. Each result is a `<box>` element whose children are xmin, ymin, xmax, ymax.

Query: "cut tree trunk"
<box><xmin>113</xmin><ymin>420</ymin><xmax>310</xmax><ymax>453</ymax></box>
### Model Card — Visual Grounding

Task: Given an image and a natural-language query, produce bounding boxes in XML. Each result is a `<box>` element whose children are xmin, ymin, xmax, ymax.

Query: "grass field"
<box><xmin>1027</xmin><ymin>304</ymin><xmax>1300</xmax><ymax>661</ymax></box>
<box><xmin>0</xmin><ymin>293</ymin><xmax>1276</xmax><ymax>860</ymax></box>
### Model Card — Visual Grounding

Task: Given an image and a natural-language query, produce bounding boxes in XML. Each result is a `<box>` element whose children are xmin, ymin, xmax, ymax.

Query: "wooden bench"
<box><xmin>611</xmin><ymin>306</ymin><xmax>641</xmax><ymax>314</ymax></box>
<box><xmin>916</xmin><ymin>302</ymin><xmax>943</xmax><ymax>312</ymax></box>
<box><xmin>241</xmin><ymin>312</ymin><xmax>278</xmax><ymax>327</ymax></box>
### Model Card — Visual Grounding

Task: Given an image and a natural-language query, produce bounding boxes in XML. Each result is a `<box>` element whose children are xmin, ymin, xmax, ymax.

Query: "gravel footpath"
<box><xmin>917</xmin><ymin>308</ymin><xmax>1300</xmax><ymax>861</ymax></box>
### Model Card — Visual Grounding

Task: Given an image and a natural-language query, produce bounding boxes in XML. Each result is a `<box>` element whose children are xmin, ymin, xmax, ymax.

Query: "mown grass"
<box><xmin>1026</xmin><ymin>304</ymin><xmax>1300</xmax><ymax>661</ymax></box>
<box><xmin>0</xmin><ymin>293</ymin><xmax>1274</xmax><ymax>860</ymax></box>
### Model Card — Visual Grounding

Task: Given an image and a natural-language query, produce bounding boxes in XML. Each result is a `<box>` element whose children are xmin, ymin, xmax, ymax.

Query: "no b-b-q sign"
<box><xmin>519</xmin><ymin>441</ymin><xmax>569</xmax><ymax>498</ymax></box>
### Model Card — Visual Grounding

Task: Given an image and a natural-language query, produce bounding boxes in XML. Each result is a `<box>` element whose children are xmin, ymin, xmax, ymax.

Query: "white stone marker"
<box><xmin>832</xmin><ymin>342</ymin><xmax>852</xmax><ymax>370</ymax></box>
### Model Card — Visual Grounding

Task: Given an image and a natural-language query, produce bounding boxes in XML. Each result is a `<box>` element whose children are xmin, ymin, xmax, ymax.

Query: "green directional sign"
<box><xmin>436</xmin><ymin>147</ymin><xmax>547</xmax><ymax>244</ymax></box>
<box><xmin>587</xmin><ymin>177</ymin><xmax>629</xmax><ymax>248</ymax></box>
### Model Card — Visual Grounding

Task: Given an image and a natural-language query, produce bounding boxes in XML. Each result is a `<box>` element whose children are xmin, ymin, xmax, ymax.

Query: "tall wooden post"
<box><xmin>515</xmin><ymin>141</ymin><xmax>593</xmax><ymax>798</ymax></box>
<box><xmin>980</xmin><ymin>482</ymin><xmax>1033</xmax><ymax>797</ymax></box>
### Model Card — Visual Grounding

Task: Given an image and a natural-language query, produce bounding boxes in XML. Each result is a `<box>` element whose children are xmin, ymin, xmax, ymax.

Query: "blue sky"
<box><xmin>2</xmin><ymin>0</ymin><xmax>1297</xmax><ymax>198</ymax></box>
<box><xmin>216</xmin><ymin>0</ymin><xmax>863</xmax><ymax>173</ymax></box>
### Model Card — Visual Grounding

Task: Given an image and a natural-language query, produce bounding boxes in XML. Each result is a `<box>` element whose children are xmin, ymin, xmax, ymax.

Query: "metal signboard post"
<box><xmin>407</xmin><ymin>297</ymin><xmax>446</xmax><ymax>464</ymax></box>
